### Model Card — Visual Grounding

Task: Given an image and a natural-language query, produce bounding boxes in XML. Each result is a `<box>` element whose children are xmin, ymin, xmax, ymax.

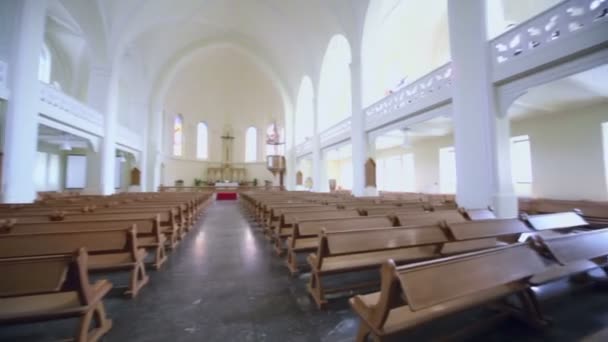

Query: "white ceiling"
<box><xmin>509</xmin><ymin>64</ymin><xmax>608</xmax><ymax>120</ymax></box>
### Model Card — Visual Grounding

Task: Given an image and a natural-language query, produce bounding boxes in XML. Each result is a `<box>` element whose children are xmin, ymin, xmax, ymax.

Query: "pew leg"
<box><xmin>355</xmin><ymin>322</ymin><xmax>372</xmax><ymax>342</ymax></box>
<box><xmin>155</xmin><ymin>246</ymin><xmax>168</xmax><ymax>270</ymax></box>
<box><xmin>285</xmin><ymin>251</ymin><xmax>300</xmax><ymax>276</ymax></box>
<box><xmin>307</xmin><ymin>271</ymin><xmax>327</xmax><ymax>309</ymax></box>
<box><xmin>513</xmin><ymin>289</ymin><xmax>550</xmax><ymax>329</ymax></box>
<box><xmin>127</xmin><ymin>262</ymin><xmax>150</xmax><ymax>298</ymax></box>
<box><xmin>77</xmin><ymin>302</ymin><xmax>113</xmax><ymax>342</ymax></box>
<box><xmin>274</xmin><ymin>235</ymin><xmax>285</xmax><ymax>256</ymax></box>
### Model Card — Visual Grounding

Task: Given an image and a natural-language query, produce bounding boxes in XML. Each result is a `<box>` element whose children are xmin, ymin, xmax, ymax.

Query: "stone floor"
<box><xmin>3</xmin><ymin>200</ymin><xmax>608</xmax><ymax>341</ymax></box>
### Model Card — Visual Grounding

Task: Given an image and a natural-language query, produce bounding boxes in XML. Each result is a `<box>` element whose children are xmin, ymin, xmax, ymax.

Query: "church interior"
<box><xmin>0</xmin><ymin>0</ymin><xmax>608</xmax><ymax>341</ymax></box>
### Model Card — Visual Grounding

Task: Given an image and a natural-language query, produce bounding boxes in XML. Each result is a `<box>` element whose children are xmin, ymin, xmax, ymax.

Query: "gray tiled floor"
<box><xmin>3</xmin><ymin>201</ymin><xmax>608</xmax><ymax>341</ymax></box>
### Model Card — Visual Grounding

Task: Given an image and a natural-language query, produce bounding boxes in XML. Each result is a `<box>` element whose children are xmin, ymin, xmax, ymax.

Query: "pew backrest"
<box><xmin>524</xmin><ymin>212</ymin><xmax>589</xmax><ymax>230</ymax></box>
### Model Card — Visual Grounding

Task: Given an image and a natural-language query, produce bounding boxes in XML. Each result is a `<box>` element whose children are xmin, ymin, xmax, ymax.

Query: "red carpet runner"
<box><xmin>216</xmin><ymin>192</ymin><xmax>238</xmax><ymax>200</ymax></box>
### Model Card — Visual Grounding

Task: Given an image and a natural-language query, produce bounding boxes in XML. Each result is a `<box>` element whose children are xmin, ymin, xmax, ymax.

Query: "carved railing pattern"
<box><xmin>364</xmin><ymin>63</ymin><xmax>453</xmax><ymax>121</ymax></box>
<box><xmin>0</xmin><ymin>60</ymin><xmax>7</xmax><ymax>90</ymax></box>
<box><xmin>39</xmin><ymin>82</ymin><xmax>103</xmax><ymax>126</ymax></box>
<box><xmin>319</xmin><ymin>117</ymin><xmax>352</xmax><ymax>145</ymax></box>
<box><xmin>295</xmin><ymin>139</ymin><xmax>312</xmax><ymax>156</ymax></box>
<box><xmin>491</xmin><ymin>0</ymin><xmax>608</xmax><ymax>66</ymax></box>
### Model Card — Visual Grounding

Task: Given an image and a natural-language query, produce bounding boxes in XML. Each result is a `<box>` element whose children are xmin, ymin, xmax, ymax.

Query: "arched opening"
<box><xmin>245</xmin><ymin>126</ymin><xmax>258</xmax><ymax>162</ymax></box>
<box><xmin>318</xmin><ymin>35</ymin><xmax>352</xmax><ymax>132</ymax></box>
<box><xmin>197</xmin><ymin>122</ymin><xmax>209</xmax><ymax>159</ymax></box>
<box><xmin>295</xmin><ymin>76</ymin><xmax>314</xmax><ymax>144</ymax></box>
<box><xmin>361</xmin><ymin>0</ymin><xmax>450</xmax><ymax>106</ymax></box>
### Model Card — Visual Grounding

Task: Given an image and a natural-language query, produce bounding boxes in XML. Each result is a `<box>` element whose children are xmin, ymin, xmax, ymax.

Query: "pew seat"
<box><xmin>350</xmin><ymin>243</ymin><xmax>549</xmax><ymax>341</ymax></box>
<box><xmin>0</xmin><ymin>249</ymin><xmax>113</xmax><ymax>342</ymax></box>
<box><xmin>0</xmin><ymin>228</ymin><xmax>149</xmax><ymax>298</ymax></box>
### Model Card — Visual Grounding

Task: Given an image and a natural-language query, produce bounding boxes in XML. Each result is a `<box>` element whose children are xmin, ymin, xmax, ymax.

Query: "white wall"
<box><xmin>512</xmin><ymin>102</ymin><xmax>608</xmax><ymax>201</ymax></box>
<box><xmin>375</xmin><ymin>134</ymin><xmax>454</xmax><ymax>194</ymax></box>
<box><xmin>162</xmin><ymin>46</ymin><xmax>285</xmax><ymax>179</ymax></box>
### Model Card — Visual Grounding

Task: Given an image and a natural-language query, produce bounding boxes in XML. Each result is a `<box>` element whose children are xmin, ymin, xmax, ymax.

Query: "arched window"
<box><xmin>245</xmin><ymin>126</ymin><xmax>257</xmax><ymax>162</ymax></box>
<box><xmin>197</xmin><ymin>122</ymin><xmax>209</xmax><ymax>159</ymax></box>
<box><xmin>38</xmin><ymin>44</ymin><xmax>51</xmax><ymax>83</ymax></box>
<box><xmin>173</xmin><ymin>114</ymin><xmax>184</xmax><ymax>156</ymax></box>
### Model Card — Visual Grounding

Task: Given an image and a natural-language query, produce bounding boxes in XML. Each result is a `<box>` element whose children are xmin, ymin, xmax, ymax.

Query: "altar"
<box><xmin>215</xmin><ymin>182</ymin><xmax>239</xmax><ymax>188</ymax></box>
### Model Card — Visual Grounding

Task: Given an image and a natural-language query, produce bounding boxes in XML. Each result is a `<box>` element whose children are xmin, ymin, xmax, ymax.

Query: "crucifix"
<box><xmin>221</xmin><ymin>132</ymin><xmax>235</xmax><ymax>165</ymax></box>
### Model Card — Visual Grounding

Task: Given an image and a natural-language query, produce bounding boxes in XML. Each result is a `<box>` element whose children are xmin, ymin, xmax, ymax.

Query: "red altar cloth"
<box><xmin>216</xmin><ymin>192</ymin><xmax>238</xmax><ymax>200</ymax></box>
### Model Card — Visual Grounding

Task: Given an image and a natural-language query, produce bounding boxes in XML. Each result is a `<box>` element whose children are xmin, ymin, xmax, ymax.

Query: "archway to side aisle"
<box><xmin>371</xmin><ymin>115</ymin><xmax>454</xmax><ymax>196</ymax></box>
<box><xmin>503</xmin><ymin>63</ymin><xmax>608</xmax><ymax>202</ymax></box>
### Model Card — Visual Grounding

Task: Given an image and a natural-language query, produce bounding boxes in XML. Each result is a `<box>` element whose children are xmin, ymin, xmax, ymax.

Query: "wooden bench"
<box><xmin>0</xmin><ymin>248</ymin><xmax>113</xmax><ymax>342</ymax></box>
<box><xmin>286</xmin><ymin>215</ymin><xmax>396</xmax><ymax>274</ymax></box>
<box><xmin>271</xmin><ymin>207</ymin><xmax>345</xmax><ymax>255</ymax></box>
<box><xmin>0</xmin><ymin>227</ymin><xmax>149</xmax><ymax>298</ymax></box>
<box><xmin>392</xmin><ymin>210</ymin><xmax>468</xmax><ymax>226</ymax></box>
<box><xmin>530</xmin><ymin>228</ymin><xmax>608</xmax><ymax>286</ymax></box>
<box><xmin>350</xmin><ymin>243</ymin><xmax>548</xmax><ymax>341</ymax></box>
<box><xmin>3</xmin><ymin>215</ymin><xmax>168</xmax><ymax>269</ymax></box>
<box><xmin>459</xmin><ymin>207</ymin><xmax>496</xmax><ymax>220</ymax></box>
<box><xmin>307</xmin><ymin>218</ymin><xmax>536</xmax><ymax>308</ymax></box>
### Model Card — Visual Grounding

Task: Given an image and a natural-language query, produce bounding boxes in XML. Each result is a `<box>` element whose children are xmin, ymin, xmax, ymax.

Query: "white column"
<box><xmin>312</xmin><ymin>92</ymin><xmax>322</xmax><ymax>192</ymax></box>
<box><xmin>1</xmin><ymin>0</ymin><xmax>47</xmax><ymax>203</ymax></box>
<box><xmin>447</xmin><ymin>0</ymin><xmax>516</xmax><ymax>217</ymax></box>
<box><xmin>350</xmin><ymin>56</ymin><xmax>366</xmax><ymax>197</ymax></box>
<box><xmin>87</xmin><ymin>66</ymin><xmax>118</xmax><ymax>195</ymax></box>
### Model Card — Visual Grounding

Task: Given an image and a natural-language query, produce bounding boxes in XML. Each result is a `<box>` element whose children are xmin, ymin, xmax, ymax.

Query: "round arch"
<box><xmin>361</xmin><ymin>0</ymin><xmax>450</xmax><ymax>107</ymax></box>
<box><xmin>317</xmin><ymin>34</ymin><xmax>352</xmax><ymax>132</ymax></box>
<box><xmin>295</xmin><ymin>76</ymin><xmax>315</xmax><ymax>144</ymax></box>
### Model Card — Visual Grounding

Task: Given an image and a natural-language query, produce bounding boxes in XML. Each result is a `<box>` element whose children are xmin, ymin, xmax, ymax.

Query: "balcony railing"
<box><xmin>319</xmin><ymin>117</ymin><xmax>352</xmax><ymax>146</ymax></box>
<box><xmin>491</xmin><ymin>0</ymin><xmax>608</xmax><ymax>72</ymax></box>
<box><xmin>40</xmin><ymin>82</ymin><xmax>103</xmax><ymax>127</ymax></box>
<box><xmin>295</xmin><ymin>139</ymin><xmax>312</xmax><ymax>156</ymax></box>
<box><xmin>0</xmin><ymin>60</ymin><xmax>8</xmax><ymax>100</ymax></box>
<box><xmin>364</xmin><ymin>62</ymin><xmax>453</xmax><ymax>126</ymax></box>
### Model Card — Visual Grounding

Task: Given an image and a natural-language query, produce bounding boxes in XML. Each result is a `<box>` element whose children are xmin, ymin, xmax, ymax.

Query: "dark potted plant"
<box><xmin>194</xmin><ymin>178</ymin><xmax>204</xmax><ymax>187</ymax></box>
<box><xmin>175</xmin><ymin>179</ymin><xmax>184</xmax><ymax>187</ymax></box>
<box><xmin>252</xmin><ymin>178</ymin><xmax>258</xmax><ymax>187</ymax></box>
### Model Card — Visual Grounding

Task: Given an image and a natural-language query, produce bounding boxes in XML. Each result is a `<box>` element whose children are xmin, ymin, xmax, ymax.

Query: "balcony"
<box><xmin>364</xmin><ymin>63</ymin><xmax>453</xmax><ymax>131</ymax></box>
<box><xmin>491</xmin><ymin>0</ymin><xmax>608</xmax><ymax>83</ymax></box>
<box><xmin>39</xmin><ymin>82</ymin><xmax>104</xmax><ymax>136</ymax></box>
<box><xmin>0</xmin><ymin>60</ymin><xmax>8</xmax><ymax>100</ymax></box>
<box><xmin>319</xmin><ymin>117</ymin><xmax>352</xmax><ymax>148</ymax></box>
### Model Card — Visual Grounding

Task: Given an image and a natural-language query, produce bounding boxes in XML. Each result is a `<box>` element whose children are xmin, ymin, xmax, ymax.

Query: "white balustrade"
<box><xmin>117</xmin><ymin>124</ymin><xmax>143</xmax><ymax>151</ymax></box>
<box><xmin>491</xmin><ymin>0</ymin><xmax>607</xmax><ymax>67</ymax></box>
<box><xmin>295</xmin><ymin>139</ymin><xmax>312</xmax><ymax>156</ymax></box>
<box><xmin>39</xmin><ymin>82</ymin><xmax>103</xmax><ymax>127</ymax></box>
<box><xmin>364</xmin><ymin>63</ymin><xmax>453</xmax><ymax>128</ymax></box>
<box><xmin>0</xmin><ymin>60</ymin><xmax>8</xmax><ymax>99</ymax></box>
<box><xmin>319</xmin><ymin>117</ymin><xmax>352</xmax><ymax>147</ymax></box>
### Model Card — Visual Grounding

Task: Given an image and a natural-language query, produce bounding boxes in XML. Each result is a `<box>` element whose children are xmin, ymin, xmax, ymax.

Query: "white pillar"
<box><xmin>312</xmin><ymin>92</ymin><xmax>322</xmax><ymax>192</ymax></box>
<box><xmin>448</xmin><ymin>0</ymin><xmax>516</xmax><ymax>217</ymax></box>
<box><xmin>1</xmin><ymin>0</ymin><xmax>47</xmax><ymax>203</ymax></box>
<box><xmin>350</xmin><ymin>56</ymin><xmax>366</xmax><ymax>197</ymax></box>
<box><xmin>87</xmin><ymin>66</ymin><xmax>118</xmax><ymax>195</ymax></box>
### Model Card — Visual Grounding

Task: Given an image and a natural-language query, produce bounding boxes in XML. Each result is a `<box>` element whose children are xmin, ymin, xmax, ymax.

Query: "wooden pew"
<box><xmin>459</xmin><ymin>207</ymin><xmax>496</xmax><ymax>220</ymax></box>
<box><xmin>307</xmin><ymin>218</ymin><xmax>535</xmax><ymax>308</ymax></box>
<box><xmin>0</xmin><ymin>248</ymin><xmax>113</xmax><ymax>342</ymax></box>
<box><xmin>0</xmin><ymin>227</ymin><xmax>149</xmax><ymax>298</ymax></box>
<box><xmin>286</xmin><ymin>215</ymin><xmax>395</xmax><ymax>274</ymax></box>
<box><xmin>530</xmin><ymin>228</ymin><xmax>608</xmax><ymax>286</ymax></box>
<box><xmin>392</xmin><ymin>211</ymin><xmax>467</xmax><ymax>226</ymax></box>
<box><xmin>350</xmin><ymin>243</ymin><xmax>548</xmax><ymax>341</ymax></box>
<box><xmin>271</xmin><ymin>207</ymin><xmax>345</xmax><ymax>255</ymax></box>
<box><xmin>3</xmin><ymin>214</ymin><xmax>168</xmax><ymax>269</ymax></box>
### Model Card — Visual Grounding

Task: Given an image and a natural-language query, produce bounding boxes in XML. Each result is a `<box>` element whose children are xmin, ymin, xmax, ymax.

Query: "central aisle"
<box><xmin>105</xmin><ymin>200</ymin><xmax>358</xmax><ymax>341</ymax></box>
